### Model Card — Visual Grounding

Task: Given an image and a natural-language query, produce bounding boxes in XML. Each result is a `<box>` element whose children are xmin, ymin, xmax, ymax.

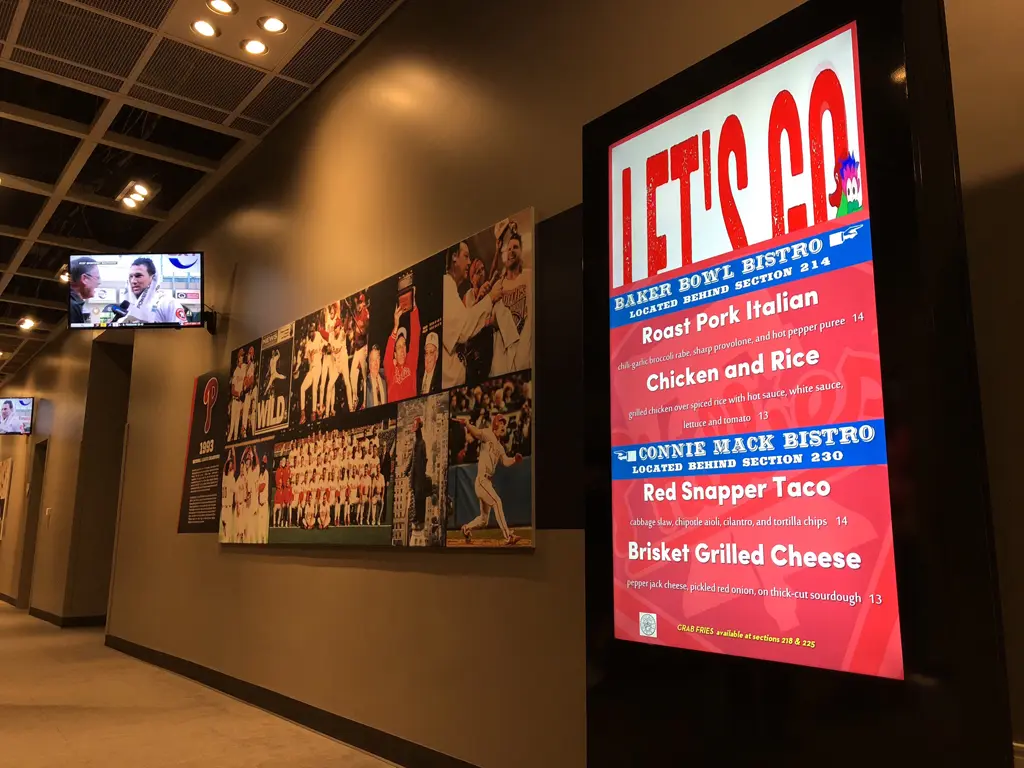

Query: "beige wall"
<box><xmin>82</xmin><ymin>0</ymin><xmax>1024</xmax><ymax>765</ymax></box>
<box><xmin>64</xmin><ymin>341</ymin><xmax>133</xmax><ymax>617</ymax></box>
<box><xmin>0</xmin><ymin>331</ymin><xmax>94</xmax><ymax>614</ymax></box>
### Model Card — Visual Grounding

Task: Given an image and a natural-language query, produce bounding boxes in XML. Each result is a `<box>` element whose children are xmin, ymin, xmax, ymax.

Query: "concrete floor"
<box><xmin>0</xmin><ymin>604</ymin><xmax>392</xmax><ymax>767</ymax></box>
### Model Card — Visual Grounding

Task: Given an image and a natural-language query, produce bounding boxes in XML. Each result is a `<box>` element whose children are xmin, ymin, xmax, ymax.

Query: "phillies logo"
<box><xmin>202</xmin><ymin>377</ymin><xmax>219</xmax><ymax>434</ymax></box>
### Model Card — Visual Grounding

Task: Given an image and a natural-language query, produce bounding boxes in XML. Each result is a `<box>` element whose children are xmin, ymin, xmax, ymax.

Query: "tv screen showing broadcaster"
<box><xmin>0</xmin><ymin>398</ymin><xmax>34</xmax><ymax>435</ymax></box>
<box><xmin>68</xmin><ymin>253</ymin><xmax>204</xmax><ymax>329</ymax></box>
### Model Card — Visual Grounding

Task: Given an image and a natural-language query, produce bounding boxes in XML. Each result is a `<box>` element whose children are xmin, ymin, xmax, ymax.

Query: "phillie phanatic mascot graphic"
<box><xmin>830</xmin><ymin>152</ymin><xmax>863</xmax><ymax>218</ymax></box>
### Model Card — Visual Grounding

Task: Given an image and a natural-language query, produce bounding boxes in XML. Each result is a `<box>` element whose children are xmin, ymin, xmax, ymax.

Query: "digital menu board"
<box><xmin>608</xmin><ymin>25</ymin><xmax>902</xmax><ymax>678</ymax></box>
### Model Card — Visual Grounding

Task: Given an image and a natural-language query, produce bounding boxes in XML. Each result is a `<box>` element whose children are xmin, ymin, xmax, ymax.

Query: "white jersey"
<box><xmin>0</xmin><ymin>411</ymin><xmax>21</xmax><ymax>433</ymax></box>
<box><xmin>491</xmin><ymin>267</ymin><xmax>533</xmax><ymax>376</ymax></box>
<box><xmin>125</xmin><ymin>289</ymin><xmax>186</xmax><ymax>325</ymax></box>
<box><xmin>305</xmin><ymin>338</ymin><xmax>322</xmax><ymax>369</ymax></box>
<box><xmin>220</xmin><ymin>474</ymin><xmax>236</xmax><ymax>541</ymax></box>
<box><xmin>257</xmin><ymin>469</ymin><xmax>270</xmax><ymax>543</ymax></box>
<box><xmin>442</xmin><ymin>273</ymin><xmax>493</xmax><ymax>388</ymax></box>
<box><xmin>330</xmin><ymin>327</ymin><xmax>347</xmax><ymax>357</ymax></box>
<box><xmin>244</xmin><ymin>363</ymin><xmax>256</xmax><ymax>396</ymax></box>
<box><xmin>257</xmin><ymin>470</ymin><xmax>270</xmax><ymax>509</ymax></box>
<box><xmin>231</xmin><ymin>364</ymin><xmax>246</xmax><ymax>399</ymax></box>
<box><xmin>477</xmin><ymin>429</ymin><xmax>513</xmax><ymax>481</ymax></box>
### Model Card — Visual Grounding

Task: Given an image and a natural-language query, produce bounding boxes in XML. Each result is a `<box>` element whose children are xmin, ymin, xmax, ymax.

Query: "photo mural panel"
<box><xmin>442</xmin><ymin>208</ymin><xmax>534</xmax><ymax>389</ymax></box>
<box><xmin>213</xmin><ymin>207</ymin><xmax>535</xmax><ymax>549</ymax></box>
<box><xmin>447</xmin><ymin>371</ymin><xmax>533</xmax><ymax>548</ymax></box>
<box><xmin>227</xmin><ymin>339</ymin><xmax>262</xmax><ymax>445</ymax></box>
<box><xmin>219</xmin><ymin>438</ymin><xmax>274</xmax><ymax>544</ymax></box>
<box><xmin>256</xmin><ymin>324</ymin><xmax>295</xmax><ymax>435</ymax></box>
<box><xmin>393</xmin><ymin>393</ymin><xmax>449</xmax><ymax>547</ymax></box>
<box><xmin>366</xmin><ymin>252</ymin><xmax>444</xmax><ymax>405</ymax></box>
<box><xmin>268</xmin><ymin>404</ymin><xmax>398</xmax><ymax>546</ymax></box>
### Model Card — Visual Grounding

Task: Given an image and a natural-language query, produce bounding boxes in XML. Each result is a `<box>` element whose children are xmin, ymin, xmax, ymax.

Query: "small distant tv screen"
<box><xmin>68</xmin><ymin>253</ymin><xmax>204</xmax><ymax>329</ymax></box>
<box><xmin>0</xmin><ymin>398</ymin><xmax>34</xmax><ymax>435</ymax></box>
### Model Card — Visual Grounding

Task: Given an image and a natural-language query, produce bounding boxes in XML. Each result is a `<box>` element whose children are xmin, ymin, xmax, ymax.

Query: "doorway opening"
<box><xmin>16</xmin><ymin>439</ymin><xmax>47</xmax><ymax>610</ymax></box>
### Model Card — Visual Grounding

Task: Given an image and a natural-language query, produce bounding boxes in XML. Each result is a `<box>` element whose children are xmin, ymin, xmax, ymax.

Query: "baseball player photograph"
<box><xmin>447</xmin><ymin>371</ymin><xmax>533</xmax><ymax>547</ymax></box>
<box><xmin>256</xmin><ymin>325</ymin><xmax>294</xmax><ymax>435</ymax></box>
<box><xmin>365</xmin><ymin>254</ymin><xmax>443</xmax><ymax>406</ymax></box>
<box><xmin>393</xmin><ymin>393</ymin><xmax>448</xmax><ymax>547</ymax></box>
<box><xmin>441</xmin><ymin>208</ymin><xmax>535</xmax><ymax>389</ymax></box>
<box><xmin>226</xmin><ymin>340</ymin><xmax>262</xmax><ymax>444</ymax></box>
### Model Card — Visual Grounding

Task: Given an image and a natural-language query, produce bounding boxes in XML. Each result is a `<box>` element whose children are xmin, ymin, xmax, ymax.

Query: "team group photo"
<box><xmin>268</xmin><ymin>415</ymin><xmax>397</xmax><ymax>546</ymax></box>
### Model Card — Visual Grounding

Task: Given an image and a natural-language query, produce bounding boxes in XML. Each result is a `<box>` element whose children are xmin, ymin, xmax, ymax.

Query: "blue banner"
<box><xmin>610</xmin><ymin>419</ymin><xmax>886</xmax><ymax>480</ymax></box>
<box><xmin>609</xmin><ymin>220</ymin><xmax>873</xmax><ymax>329</ymax></box>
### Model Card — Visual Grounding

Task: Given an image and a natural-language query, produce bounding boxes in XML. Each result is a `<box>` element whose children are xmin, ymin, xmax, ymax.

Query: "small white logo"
<box><xmin>828</xmin><ymin>224</ymin><xmax>863</xmax><ymax>248</ymax></box>
<box><xmin>639</xmin><ymin>612</ymin><xmax>657</xmax><ymax>638</ymax></box>
<box><xmin>615</xmin><ymin>450</ymin><xmax>638</xmax><ymax>462</ymax></box>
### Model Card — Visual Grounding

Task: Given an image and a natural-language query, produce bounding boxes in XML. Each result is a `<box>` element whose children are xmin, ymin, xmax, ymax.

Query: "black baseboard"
<box><xmin>28</xmin><ymin>607</ymin><xmax>106</xmax><ymax>628</ymax></box>
<box><xmin>105</xmin><ymin>635</ymin><xmax>478</xmax><ymax>768</ymax></box>
<box><xmin>0</xmin><ymin>591</ymin><xmax>16</xmax><ymax>607</ymax></box>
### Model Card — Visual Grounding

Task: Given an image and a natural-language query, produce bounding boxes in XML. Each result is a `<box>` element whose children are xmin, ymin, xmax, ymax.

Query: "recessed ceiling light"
<box><xmin>122</xmin><ymin>197</ymin><xmax>138</xmax><ymax>209</ymax></box>
<box><xmin>208</xmin><ymin>0</ymin><xmax>237</xmax><ymax>13</ymax></box>
<box><xmin>134</xmin><ymin>183</ymin><xmax>149</xmax><ymax>196</ymax></box>
<box><xmin>130</xmin><ymin>192</ymin><xmax>145</xmax><ymax>202</ymax></box>
<box><xmin>258</xmin><ymin>16</ymin><xmax>287</xmax><ymax>33</ymax></box>
<box><xmin>59</xmin><ymin>271</ymin><xmax>70</xmax><ymax>283</ymax></box>
<box><xmin>241</xmin><ymin>39</ymin><xmax>268</xmax><ymax>55</ymax></box>
<box><xmin>192</xmin><ymin>19</ymin><xmax>219</xmax><ymax>38</ymax></box>
<box><xmin>18</xmin><ymin>317</ymin><xmax>36</xmax><ymax>330</ymax></box>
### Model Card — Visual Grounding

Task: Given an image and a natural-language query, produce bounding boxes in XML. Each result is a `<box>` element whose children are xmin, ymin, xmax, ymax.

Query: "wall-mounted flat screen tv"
<box><xmin>68</xmin><ymin>253</ymin><xmax>204</xmax><ymax>329</ymax></box>
<box><xmin>0</xmin><ymin>398</ymin><xmax>34</xmax><ymax>435</ymax></box>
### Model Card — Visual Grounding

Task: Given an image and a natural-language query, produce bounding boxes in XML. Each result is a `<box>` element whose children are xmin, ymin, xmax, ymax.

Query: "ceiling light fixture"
<box><xmin>59</xmin><ymin>268</ymin><xmax>70</xmax><ymax>283</ymax></box>
<box><xmin>241</xmin><ymin>39</ymin><xmax>268</xmax><ymax>55</ymax></box>
<box><xmin>18</xmin><ymin>317</ymin><xmax>36</xmax><ymax>331</ymax></box>
<box><xmin>116</xmin><ymin>180</ymin><xmax>158</xmax><ymax>210</ymax></box>
<box><xmin>258</xmin><ymin>16</ymin><xmax>287</xmax><ymax>33</ymax></box>
<box><xmin>191</xmin><ymin>19</ymin><xmax>219</xmax><ymax>38</ymax></box>
<box><xmin>207</xmin><ymin>0</ymin><xmax>237</xmax><ymax>14</ymax></box>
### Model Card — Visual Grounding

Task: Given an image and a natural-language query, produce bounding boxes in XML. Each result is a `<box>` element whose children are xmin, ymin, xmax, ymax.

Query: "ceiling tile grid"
<box><xmin>0</xmin><ymin>0</ymin><xmax>16</xmax><ymax>40</ymax></box>
<box><xmin>128</xmin><ymin>84</ymin><xmax>231</xmax><ymax>123</ymax></box>
<box><xmin>281</xmin><ymin>26</ymin><xmax>353</xmax><ymax>84</ymax></box>
<box><xmin>19</xmin><ymin>0</ymin><xmax>153</xmax><ymax>76</ymax></box>
<box><xmin>241</xmin><ymin>76</ymin><xmax>307</xmax><ymax>123</ymax></box>
<box><xmin>77</xmin><ymin>0</ymin><xmax>176</xmax><ymax>29</ymax></box>
<box><xmin>229</xmin><ymin>115</ymin><xmax>269</xmax><ymax>135</ymax></box>
<box><xmin>0</xmin><ymin>0</ymin><xmax>406</xmax><ymax>382</ymax></box>
<box><xmin>327</xmin><ymin>0</ymin><xmax>394</xmax><ymax>36</ymax></box>
<box><xmin>137</xmin><ymin>37</ymin><xmax>265</xmax><ymax>111</ymax></box>
<box><xmin>270</xmin><ymin>0</ymin><xmax>334</xmax><ymax>18</ymax></box>
<box><xmin>12</xmin><ymin>47</ymin><xmax>124</xmax><ymax>91</ymax></box>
